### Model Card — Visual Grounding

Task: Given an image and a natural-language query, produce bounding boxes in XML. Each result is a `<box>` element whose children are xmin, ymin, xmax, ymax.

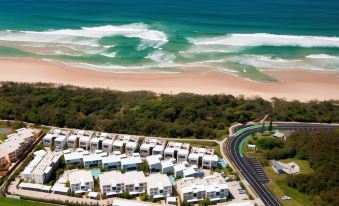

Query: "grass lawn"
<box><xmin>0</xmin><ymin>197</ymin><xmax>62</xmax><ymax>206</ymax></box>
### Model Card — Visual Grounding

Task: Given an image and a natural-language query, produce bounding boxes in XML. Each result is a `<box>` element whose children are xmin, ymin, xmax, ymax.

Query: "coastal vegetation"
<box><xmin>245</xmin><ymin>130</ymin><xmax>339</xmax><ymax>206</ymax></box>
<box><xmin>0</xmin><ymin>82</ymin><xmax>338</xmax><ymax>140</ymax></box>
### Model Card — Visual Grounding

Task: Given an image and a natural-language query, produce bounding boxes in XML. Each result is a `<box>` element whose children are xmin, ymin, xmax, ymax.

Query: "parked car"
<box><xmin>282</xmin><ymin>195</ymin><xmax>291</xmax><ymax>200</ymax></box>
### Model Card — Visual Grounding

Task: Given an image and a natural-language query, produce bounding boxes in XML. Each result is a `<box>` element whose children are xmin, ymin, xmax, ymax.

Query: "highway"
<box><xmin>226</xmin><ymin>122</ymin><xmax>339</xmax><ymax>206</ymax></box>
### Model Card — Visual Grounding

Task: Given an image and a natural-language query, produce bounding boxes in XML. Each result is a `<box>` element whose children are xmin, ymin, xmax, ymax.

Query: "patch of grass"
<box><xmin>0</xmin><ymin>197</ymin><xmax>58</xmax><ymax>206</ymax></box>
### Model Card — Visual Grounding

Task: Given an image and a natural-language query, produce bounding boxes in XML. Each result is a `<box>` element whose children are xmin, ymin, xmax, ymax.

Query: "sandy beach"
<box><xmin>0</xmin><ymin>57</ymin><xmax>338</xmax><ymax>101</ymax></box>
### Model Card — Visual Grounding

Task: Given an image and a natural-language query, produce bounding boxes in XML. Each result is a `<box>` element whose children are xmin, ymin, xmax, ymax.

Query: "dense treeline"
<box><xmin>285</xmin><ymin>131</ymin><xmax>339</xmax><ymax>206</ymax></box>
<box><xmin>0</xmin><ymin>82</ymin><xmax>338</xmax><ymax>139</ymax></box>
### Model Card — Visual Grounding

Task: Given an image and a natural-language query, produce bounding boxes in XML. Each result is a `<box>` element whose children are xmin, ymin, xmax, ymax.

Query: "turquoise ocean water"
<box><xmin>0</xmin><ymin>0</ymin><xmax>339</xmax><ymax>81</ymax></box>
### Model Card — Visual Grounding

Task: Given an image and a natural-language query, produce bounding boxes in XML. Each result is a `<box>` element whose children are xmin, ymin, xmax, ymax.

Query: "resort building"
<box><xmin>161</xmin><ymin>159</ymin><xmax>175</xmax><ymax>175</ymax></box>
<box><xmin>113</xmin><ymin>135</ymin><xmax>139</xmax><ymax>156</ymax></box>
<box><xmin>23</xmin><ymin>150</ymin><xmax>62</xmax><ymax>184</ymax></box>
<box><xmin>174</xmin><ymin>163</ymin><xmax>187</xmax><ymax>178</ymax></box>
<box><xmin>139</xmin><ymin>138</ymin><xmax>166</xmax><ymax>157</ymax></box>
<box><xmin>64</xmin><ymin>152</ymin><xmax>83</xmax><ymax>165</ymax></box>
<box><xmin>90</xmin><ymin>132</ymin><xmax>115</xmax><ymax>152</ymax></box>
<box><xmin>67</xmin><ymin>129</ymin><xmax>94</xmax><ymax>150</ymax></box>
<box><xmin>43</xmin><ymin>128</ymin><xmax>70</xmax><ymax>148</ymax></box>
<box><xmin>146</xmin><ymin>155</ymin><xmax>162</xmax><ymax>172</ymax></box>
<box><xmin>99</xmin><ymin>171</ymin><xmax>147</xmax><ymax>197</ymax></box>
<box><xmin>53</xmin><ymin>130</ymin><xmax>71</xmax><ymax>151</ymax></box>
<box><xmin>83</xmin><ymin>153</ymin><xmax>103</xmax><ymax>168</ymax></box>
<box><xmin>0</xmin><ymin>128</ymin><xmax>37</xmax><ymax>169</ymax></box>
<box><xmin>120</xmin><ymin>155</ymin><xmax>142</xmax><ymax>171</ymax></box>
<box><xmin>146</xmin><ymin>173</ymin><xmax>172</xmax><ymax>199</ymax></box>
<box><xmin>202</xmin><ymin>154</ymin><xmax>219</xmax><ymax>170</ymax></box>
<box><xmin>68</xmin><ymin>170</ymin><xmax>94</xmax><ymax>193</ymax></box>
<box><xmin>79</xmin><ymin>130</ymin><xmax>95</xmax><ymax>150</ymax></box>
<box><xmin>182</xmin><ymin>165</ymin><xmax>204</xmax><ymax>178</ymax></box>
<box><xmin>102</xmin><ymin>138</ymin><xmax>115</xmax><ymax>154</ymax></box>
<box><xmin>176</xmin><ymin>174</ymin><xmax>229</xmax><ymax>204</ymax></box>
<box><xmin>188</xmin><ymin>147</ymin><xmax>218</xmax><ymax>169</ymax></box>
<box><xmin>164</xmin><ymin>141</ymin><xmax>190</xmax><ymax>162</ymax></box>
<box><xmin>102</xmin><ymin>155</ymin><xmax>124</xmax><ymax>170</ymax></box>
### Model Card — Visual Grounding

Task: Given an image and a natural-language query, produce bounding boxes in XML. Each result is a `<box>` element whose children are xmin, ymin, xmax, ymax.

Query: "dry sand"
<box><xmin>0</xmin><ymin>57</ymin><xmax>338</xmax><ymax>101</ymax></box>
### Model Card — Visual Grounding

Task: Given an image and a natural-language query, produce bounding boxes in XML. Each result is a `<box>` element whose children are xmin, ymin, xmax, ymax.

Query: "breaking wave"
<box><xmin>188</xmin><ymin>33</ymin><xmax>339</xmax><ymax>47</ymax></box>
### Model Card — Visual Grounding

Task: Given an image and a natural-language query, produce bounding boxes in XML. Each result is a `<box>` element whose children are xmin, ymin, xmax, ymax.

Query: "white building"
<box><xmin>161</xmin><ymin>160</ymin><xmax>174</xmax><ymax>175</ymax></box>
<box><xmin>164</xmin><ymin>142</ymin><xmax>190</xmax><ymax>162</ymax></box>
<box><xmin>99</xmin><ymin>171</ymin><xmax>146</xmax><ymax>197</ymax></box>
<box><xmin>177</xmin><ymin>174</ymin><xmax>229</xmax><ymax>204</ymax></box>
<box><xmin>102</xmin><ymin>138</ymin><xmax>115</xmax><ymax>154</ymax></box>
<box><xmin>146</xmin><ymin>173</ymin><xmax>172</xmax><ymax>199</ymax></box>
<box><xmin>183</xmin><ymin>166</ymin><xmax>204</xmax><ymax>178</ymax></box>
<box><xmin>43</xmin><ymin>128</ymin><xmax>70</xmax><ymax>148</ymax></box>
<box><xmin>188</xmin><ymin>147</ymin><xmax>218</xmax><ymax>169</ymax></box>
<box><xmin>68</xmin><ymin>170</ymin><xmax>94</xmax><ymax>193</ymax></box>
<box><xmin>202</xmin><ymin>154</ymin><xmax>218</xmax><ymax>170</ymax></box>
<box><xmin>140</xmin><ymin>138</ymin><xmax>166</xmax><ymax>157</ymax></box>
<box><xmin>0</xmin><ymin>128</ymin><xmax>36</xmax><ymax>168</ymax></box>
<box><xmin>273</xmin><ymin>131</ymin><xmax>286</xmax><ymax>141</ymax></box>
<box><xmin>146</xmin><ymin>155</ymin><xmax>162</xmax><ymax>172</ymax></box>
<box><xmin>22</xmin><ymin>150</ymin><xmax>62</xmax><ymax>184</ymax></box>
<box><xmin>67</xmin><ymin>130</ymin><xmax>94</xmax><ymax>150</ymax></box>
<box><xmin>102</xmin><ymin>155</ymin><xmax>123</xmax><ymax>170</ymax></box>
<box><xmin>272</xmin><ymin>160</ymin><xmax>300</xmax><ymax>175</ymax></box>
<box><xmin>90</xmin><ymin>132</ymin><xmax>115</xmax><ymax>152</ymax></box>
<box><xmin>113</xmin><ymin>135</ymin><xmax>139</xmax><ymax>156</ymax></box>
<box><xmin>174</xmin><ymin>163</ymin><xmax>187</xmax><ymax>178</ymax></box>
<box><xmin>64</xmin><ymin>152</ymin><xmax>83</xmax><ymax>165</ymax></box>
<box><xmin>120</xmin><ymin>155</ymin><xmax>142</xmax><ymax>171</ymax></box>
<box><xmin>83</xmin><ymin>153</ymin><xmax>102</xmax><ymax>168</ymax></box>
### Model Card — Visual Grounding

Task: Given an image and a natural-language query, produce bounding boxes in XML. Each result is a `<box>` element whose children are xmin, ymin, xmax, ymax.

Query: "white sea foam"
<box><xmin>306</xmin><ymin>54</ymin><xmax>339</xmax><ymax>59</ymax></box>
<box><xmin>225</xmin><ymin>55</ymin><xmax>326</xmax><ymax>71</ymax></box>
<box><xmin>101</xmin><ymin>52</ymin><xmax>116</xmax><ymax>58</ymax></box>
<box><xmin>188</xmin><ymin>33</ymin><xmax>339</xmax><ymax>47</ymax></box>
<box><xmin>146</xmin><ymin>50</ymin><xmax>176</xmax><ymax>63</ymax></box>
<box><xmin>0</xmin><ymin>23</ymin><xmax>168</xmax><ymax>56</ymax></box>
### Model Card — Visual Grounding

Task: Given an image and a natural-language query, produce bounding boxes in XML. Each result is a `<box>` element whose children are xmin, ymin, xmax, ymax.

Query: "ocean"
<box><xmin>0</xmin><ymin>0</ymin><xmax>339</xmax><ymax>81</ymax></box>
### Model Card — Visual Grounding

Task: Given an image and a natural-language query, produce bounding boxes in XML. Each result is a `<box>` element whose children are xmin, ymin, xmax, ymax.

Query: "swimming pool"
<box><xmin>90</xmin><ymin>169</ymin><xmax>101</xmax><ymax>178</ymax></box>
<box><xmin>168</xmin><ymin>175</ymin><xmax>176</xmax><ymax>185</ymax></box>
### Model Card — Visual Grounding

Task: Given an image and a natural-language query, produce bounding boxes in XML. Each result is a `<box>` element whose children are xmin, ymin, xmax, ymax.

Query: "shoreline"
<box><xmin>0</xmin><ymin>57</ymin><xmax>338</xmax><ymax>101</ymax></box>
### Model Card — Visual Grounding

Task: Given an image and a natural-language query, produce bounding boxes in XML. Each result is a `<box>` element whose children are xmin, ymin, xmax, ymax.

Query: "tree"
<box><xmin>140</xmin><ymin>160</ymin><xmax>149</xmax><ymax>173</ymax></box>
<box><xmin>268</xmin><ymin>119</ymin><xmax>273</xmax><ymax>132</ymax></box>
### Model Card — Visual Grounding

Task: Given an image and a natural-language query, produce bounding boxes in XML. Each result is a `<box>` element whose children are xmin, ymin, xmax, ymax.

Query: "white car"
<box><xmin>282</xmin><ymin>195</ymin><xmax>291</xmax><ymax>200</ymax></box>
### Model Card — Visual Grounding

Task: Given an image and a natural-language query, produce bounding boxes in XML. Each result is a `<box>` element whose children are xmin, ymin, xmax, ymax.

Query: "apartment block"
<box><xmin>188</xmin><ymin>147</ymin><xmax>218</xmax><ymax>169</ymax></box>
<box><xmin>139</xmin><ymin>138</ymin><xmax>166</xmax><ymax>157</ymax></box>
<box><xmin>99</xmin><ymin>171</ymin><xmax>146</xmax><ymax>197</ymax></box>
<box><xmin>176</xmin><ymin>174</ymin><xmax>229</xmax><ymax>204</ymax></box>
<box><xmin>113</xmin><ymin>135</ymin><xmax>139</xmax><ymax>156</ymax></box>
<box><xmin>22</xmin><ymin>150</ymin><xmax>62</xmax><ymax>184</ymax></box>
<box><xmin>164</xmin><ymin>142</ymin><xmax>190</xmax><ymax>162</ymax></box>
<box><xmin>146</xmin><ymin>155</ymin><xmax>162</xmax><ymax>172</ymax></box>
<box><xmin>90</xmin><ymin>132</ymin><xmax>115</xmax><ymax>152</ymax></box>
<box><xmin>0</xmin><ymin>128</ymin><xmax>36</xmax><ymax>169</ymax></box>
<box><xmin>67</xmin><ymin>130</ymin><xmax>94</xmax><ymax>149</ymax></box>
<box><xmin>68</xmin><ymin>170</ymin><xmax>94</xmax><ymax>193</ymax></box>
<box><xmin>146</xmin><ymin>173</ymin><xmax>172</xmax><ymax>199</ymax></box>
